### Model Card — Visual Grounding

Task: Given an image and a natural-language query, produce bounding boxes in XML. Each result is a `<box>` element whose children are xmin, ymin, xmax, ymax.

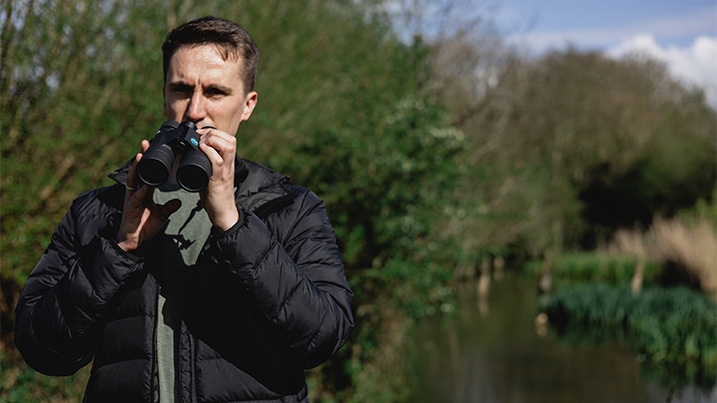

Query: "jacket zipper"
<box><xmin>189</xmin><ymin>329</ymin><xmax>197</xmax><ymax>403</ymax></box>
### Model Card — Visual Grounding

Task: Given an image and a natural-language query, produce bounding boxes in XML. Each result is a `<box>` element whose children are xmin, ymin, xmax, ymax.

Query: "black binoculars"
<box><xmin>137</xmin><ymin>121</ymin><xmax>212</xmax><ymax>192</ymax></box>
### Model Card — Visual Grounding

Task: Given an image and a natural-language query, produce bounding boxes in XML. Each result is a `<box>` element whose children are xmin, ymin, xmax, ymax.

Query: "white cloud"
<box><xmin>606</xmin><ymin>34</ymin><xmax>717</xmax><ymax>108</ymax></box>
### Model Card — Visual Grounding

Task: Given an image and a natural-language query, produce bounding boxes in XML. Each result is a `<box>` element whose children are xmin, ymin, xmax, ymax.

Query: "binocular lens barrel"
<box><xmin>177</xmin><ymin>149</ymin><xmax>211</xmax><ymax>192</ymax></box>
<box><xmin>137</xmin><ymin>145</ymin><xmax>173</xmax><ymax>187</ymax></box>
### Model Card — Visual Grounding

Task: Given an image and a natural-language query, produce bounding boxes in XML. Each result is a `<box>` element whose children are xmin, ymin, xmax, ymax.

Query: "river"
<box><xmin>405</xmin><ymin>270</ymin><xmax>716</xmax><ymax>402</ymax></box>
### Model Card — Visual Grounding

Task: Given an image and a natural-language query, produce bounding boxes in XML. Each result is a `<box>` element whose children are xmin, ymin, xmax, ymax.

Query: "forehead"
<box><xmin>166</xmin><ymin>44</ymin><xmax>244</xmax><ymax>84</ymax></box>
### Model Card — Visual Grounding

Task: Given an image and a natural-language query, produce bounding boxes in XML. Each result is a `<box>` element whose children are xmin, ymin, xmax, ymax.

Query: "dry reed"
<box><xmin>610</xmin><ymin>215</ymin><xmax>717</xmax><ymax>296</ymax></box>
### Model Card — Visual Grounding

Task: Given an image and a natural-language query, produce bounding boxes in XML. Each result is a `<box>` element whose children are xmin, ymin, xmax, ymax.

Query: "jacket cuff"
<box><xmin>97</xmin><ymin>213</ymin><xmax>150</xmax><ymax>260</ymax></box>
<box><xmin>212</xmin><ymin>209</ymin><xmax>274</xmax><ymax>282</ymax></box>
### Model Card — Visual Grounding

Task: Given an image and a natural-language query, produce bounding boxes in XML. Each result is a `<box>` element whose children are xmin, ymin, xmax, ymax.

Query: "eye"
<box><xmin>169</xmin><ymin>83</ymin><xmax>193</xmax><ymax>96</ymax></box>
<box><xmin>205</xmin><ymin>87</ymin><xmax>228</xmax><ymax>98</ymax></box>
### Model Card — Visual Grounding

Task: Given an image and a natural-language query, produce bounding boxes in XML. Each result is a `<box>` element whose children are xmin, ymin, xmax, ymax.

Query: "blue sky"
<box><xmin>492</xmin><ymin>0</ymin><xmax>717</xmax><ymax>106</ymax></box>
<box><xmin>495</xmin><ymin>0</ymin><xmax>715</xmax><ymax>51</ymax></box>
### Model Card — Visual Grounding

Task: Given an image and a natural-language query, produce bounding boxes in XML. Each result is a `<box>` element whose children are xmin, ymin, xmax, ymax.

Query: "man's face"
<box><xmin>163</xmin><ymin>44</ymin><xmax>257</xmax><ymax>135</ymax></box>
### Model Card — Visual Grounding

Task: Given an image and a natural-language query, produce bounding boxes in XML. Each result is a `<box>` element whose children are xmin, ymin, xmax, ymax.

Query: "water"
<box><xmin>406</xmin><ymin>271</ymin><xmax>716</xmax><ymax>403</ymax></box>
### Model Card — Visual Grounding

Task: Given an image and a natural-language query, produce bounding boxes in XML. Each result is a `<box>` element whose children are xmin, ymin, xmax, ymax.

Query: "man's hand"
<box><xmin>197</xmin><ymin>127</ymin><xmax>240</xmax><ymax>232</ymax></box>
<box><xmin>116</xmin><ymin>140</ymin><xmax>182</xmax><ymax>252</ymax></box>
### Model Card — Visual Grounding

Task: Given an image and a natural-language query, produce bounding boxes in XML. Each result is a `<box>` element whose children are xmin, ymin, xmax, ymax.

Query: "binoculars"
<box><xmin>137</xmin><ymin>121</ymin><xmax>212</xmax><ymax>192</ymax></box>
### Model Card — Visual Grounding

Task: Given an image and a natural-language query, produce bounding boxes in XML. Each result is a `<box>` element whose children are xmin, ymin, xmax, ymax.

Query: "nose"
<box><xmin>184</xmin><ymin>92</ymin><xmax>206</xmax><ymax>123</ymax></box>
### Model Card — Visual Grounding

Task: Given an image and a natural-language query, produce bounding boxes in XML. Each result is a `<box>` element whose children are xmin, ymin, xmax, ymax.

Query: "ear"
<box><xmin>240</xmin><ymin>91</ymin><xmax>258</xmax><ymax>121</ymax></box>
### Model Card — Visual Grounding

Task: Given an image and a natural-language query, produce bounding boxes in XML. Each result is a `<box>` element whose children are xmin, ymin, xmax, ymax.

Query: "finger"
<box><xmin>199</xmin><ymin>128</ymin><xmax>234</xmax><ymax>148</ymax></box>
<box><xmin>199</xmin><ymin>143</ymin><xmax>236</xmax><ymax>180</ymax></box>
<box><xmin>126</xmin><ymin>141</ymin><xmax>152</xmax><ymax>194</ymax></box>
<box><xmin>125</xmin><ymin>152</ymin><xmax>143</xmax><ymax>198</ymax></box>
<box><xmin>199</xmin><ymin>142</ymin><xmax>221</xmax><ymax>164</ymax></box>
<box><xmin>200</xmin><ymin>131</ymin><xmax>236</xmax><ymax>162</ymax></box>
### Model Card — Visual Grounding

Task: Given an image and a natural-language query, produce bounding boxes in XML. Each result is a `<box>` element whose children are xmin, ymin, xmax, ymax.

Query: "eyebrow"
<box><xmin>206</xmin><ymin>84</ymin><xmax>233</xmax><ymax>95</ymax></box>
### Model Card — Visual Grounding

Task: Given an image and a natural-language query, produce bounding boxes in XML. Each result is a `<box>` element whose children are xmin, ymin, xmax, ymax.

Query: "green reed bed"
<box><xmin>541</xmin><ymin>283</ymin><xmax>717</xmax><ymax>391</ymax></box>
<box><xmin>526</xmin><ymin>252</ymin><xmax>662</xmax><ymax>286</ymax></box>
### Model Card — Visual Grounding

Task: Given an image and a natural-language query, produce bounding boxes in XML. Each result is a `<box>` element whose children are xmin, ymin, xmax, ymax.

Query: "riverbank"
<box><xmin>405</xmin><ymin>271</ymin><xmax>716</xmax><ymax>402</ymax></box>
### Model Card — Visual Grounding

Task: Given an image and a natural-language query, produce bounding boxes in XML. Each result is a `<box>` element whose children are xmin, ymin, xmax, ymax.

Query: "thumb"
<box><xmin>159</xmin><ymin>199</ymin><xmax>182</xmax><ymax>219</ymax></box>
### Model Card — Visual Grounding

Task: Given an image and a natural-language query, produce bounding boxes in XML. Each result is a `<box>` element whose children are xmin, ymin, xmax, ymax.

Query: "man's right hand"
<box><xmin>116</xmin><ymin>140</ymin><xmax>181</xmax><ymax>252</ymax></box>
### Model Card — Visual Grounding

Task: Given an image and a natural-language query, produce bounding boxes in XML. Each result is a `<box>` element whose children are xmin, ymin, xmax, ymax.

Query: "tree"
<box><xmin>438</xmin><ymin>47</ymin><xmax>716</xmax><ymax>255</ymax></box>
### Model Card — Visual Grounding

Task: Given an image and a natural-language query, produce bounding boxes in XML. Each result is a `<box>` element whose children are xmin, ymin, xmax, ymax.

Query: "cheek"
<box><xmin>163</xmin><ymin>99</ymin><xmax>184</xmax><ymax>117</ymax></box>
<box><xmin>223</xmin><ymin>116</ymin><xmax>243</xmax><ymax>135</ymax></box>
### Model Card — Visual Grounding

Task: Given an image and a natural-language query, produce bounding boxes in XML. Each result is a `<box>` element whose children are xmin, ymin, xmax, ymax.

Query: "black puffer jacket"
<box><xmin>15</xmin><ymin>157</ymin><xmax>354</xmax><ymax>402</ymax></box>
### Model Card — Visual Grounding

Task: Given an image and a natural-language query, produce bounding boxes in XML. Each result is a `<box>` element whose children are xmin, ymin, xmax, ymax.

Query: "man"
<box><xmin>15</xmin><ymin>16</ymin><xmax>354</xmax><ymax>403</ymax></box>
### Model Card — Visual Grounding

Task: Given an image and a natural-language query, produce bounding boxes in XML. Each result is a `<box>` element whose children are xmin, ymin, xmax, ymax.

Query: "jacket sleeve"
<box><xmin>14</xmin><ymin>191</ymin><xmax>148</xmax><ymax>376</ymax></box>
<box><xmin>212</xmin><ymin>189</ymin><xmax>354</xmax><ymax>369</ymax></box>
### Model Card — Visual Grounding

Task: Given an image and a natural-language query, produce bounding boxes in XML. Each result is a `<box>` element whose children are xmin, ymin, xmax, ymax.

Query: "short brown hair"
<box><xmin>162</xmin><ymin>16</ymin><xmax>259</xmax><ymax>92</ymax></box>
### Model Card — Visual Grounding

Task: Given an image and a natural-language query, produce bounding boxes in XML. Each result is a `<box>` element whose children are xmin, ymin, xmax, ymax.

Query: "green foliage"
<box><xmin>2</xmin><ymin>0</ymin><xmax>170</xmax><ymax>295</ymax></box>
<box><xmin>341</xmin><ymin>259</ymin><xmax>457</xmax><ymax>401</ymax></box>
<box><xmin>0</xmin><ymin>348</ymin><xmax>90</xmax><ymax>403</ymax></box>
<box><xmin>542</xmin><ymin>284</ymin><xmax>717</xmax><ymax>390</ymax></box>
<box><xmin>359</xmin><ymin>259</ymin><xmax>456</xmax><ymax>321</ymax></box>
<box><xmin>294</xmin><ymin>96</ymin><xmax>465</xmax><ymax>268</ymax></box>
<box><xmin>682</xmin><ymin>187</ymin><xmax>717</xmax><ymax>230</ymax></box>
